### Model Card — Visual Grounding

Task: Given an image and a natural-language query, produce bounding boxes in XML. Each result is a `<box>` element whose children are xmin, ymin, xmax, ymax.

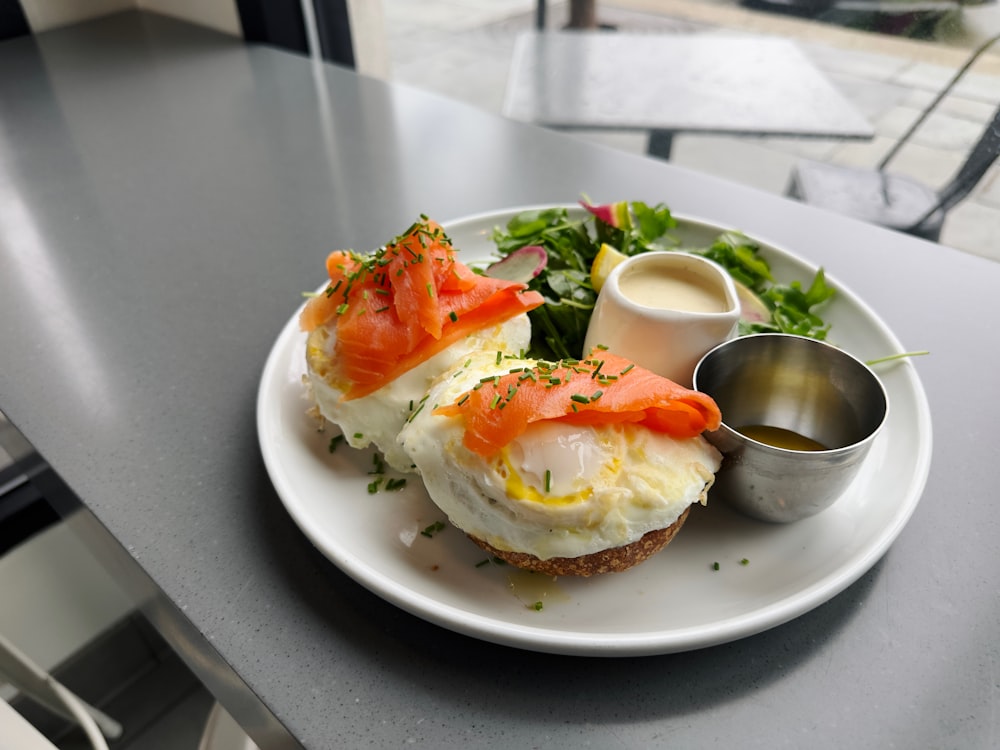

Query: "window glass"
<box><xmin>382</xmin><ymin>0</ymin><xmax>1000</xmax><ymax>259</ymax></box>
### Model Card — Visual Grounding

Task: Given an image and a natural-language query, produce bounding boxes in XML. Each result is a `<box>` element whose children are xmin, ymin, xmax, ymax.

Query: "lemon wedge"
<box><xmin>590</xmin><ymin>243</ymin><xmax>627</xmax><ymax>293</ymax></box>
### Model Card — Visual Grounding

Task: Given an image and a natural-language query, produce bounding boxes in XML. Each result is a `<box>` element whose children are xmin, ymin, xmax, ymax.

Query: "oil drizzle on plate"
<box><xmin>738</xmin><ymin>424</ymin><xmax>828</xmax><ymax>452</ymax></box>
<box><xmin>506</xmin><ymin>569</ymin><xmax>571</xmax><ymax>610</ymax></box>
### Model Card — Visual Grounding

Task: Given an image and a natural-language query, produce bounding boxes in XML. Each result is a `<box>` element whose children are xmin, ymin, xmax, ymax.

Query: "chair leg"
<box><xmin>0</xmin><ymin>631</ymin><xmax>120</xmax><ymax>747</ymax></box>
<box><xmin>647</xmin><ymin>130</ymin><xmax>674</xmax><ymax>160</ymax></box>
<box><xmin>785</xmin><ymin>170</ymin><xmax>804</xmax><ymax>200</ymax></box>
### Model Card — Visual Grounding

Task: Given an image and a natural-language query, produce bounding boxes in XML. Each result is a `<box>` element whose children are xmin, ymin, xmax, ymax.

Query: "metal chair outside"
<box><xmin>786</xmin><ymin>33</ymin><xmax>1000</xmax><ymax>242</ymax></box>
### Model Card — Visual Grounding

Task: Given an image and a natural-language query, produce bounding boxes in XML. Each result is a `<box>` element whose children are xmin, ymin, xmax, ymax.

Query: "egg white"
<box><xmin>398</xmin><ymin>352</ymin><xmax>722</xmax><ymax>560</ymax></box>
<box><xmin>305</xmin><ymin>315</ymin><xmax>531</xmax><ymax>473</ymax></box>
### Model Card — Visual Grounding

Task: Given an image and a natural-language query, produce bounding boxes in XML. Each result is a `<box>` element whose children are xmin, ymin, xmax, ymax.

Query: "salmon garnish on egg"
<box><xmin>300</xmin><ymin>218</ymin><xmax>545</xmax><ymax>474</ymax></box>
<box><xmin>434</xmin><ymin>349</ymin><xmax>722</xmax><ymax>457</ymax></box>
<box><xmin>300</xmin><ymin>218</ymin><xmax>545</xmax><ymax>401</ymax></box>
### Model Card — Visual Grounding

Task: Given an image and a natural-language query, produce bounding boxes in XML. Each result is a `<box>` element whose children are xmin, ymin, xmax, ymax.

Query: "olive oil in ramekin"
<box><xmin>738</xmin><ymin>424</ymin><xmax>828</xmax><ymax>452</ymax></box>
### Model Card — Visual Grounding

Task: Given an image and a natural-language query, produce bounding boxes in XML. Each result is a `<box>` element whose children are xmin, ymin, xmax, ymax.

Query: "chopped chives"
<box><xmin>448</xmin><ymin>311</ymin><xmax>458</xmax><ymax>322</ymax></box>
<box><xmin>544</xmin><ymin>469</ymin><xmax>552</xmax><ymax>492</ymax></box>
<box><xmin>570</xmin><ymin>393</ymin><xmax>590</xmax><ymax>404</ymax></box>
<box><xmin>420</xmin><ymin>520</ymin><xmax>446</xmax><ymax>538</ymax></box>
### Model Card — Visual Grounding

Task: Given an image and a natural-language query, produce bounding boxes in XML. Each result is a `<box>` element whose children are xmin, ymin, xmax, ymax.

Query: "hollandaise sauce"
<box><xmin>619</xmin><ymin>266</ymin><xmax>729</xmax><ymax>313</ymax></box>
<box><xmin>738</xmin><ymin>424</ymin><xmax>828</xmax><ymax>452</ymax></box>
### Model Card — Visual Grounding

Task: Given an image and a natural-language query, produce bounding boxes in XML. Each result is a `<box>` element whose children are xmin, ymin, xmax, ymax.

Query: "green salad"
<box><xmin>488</xmin><ymin>200</ymin><xmax>836</xmax><ymax>361</ymax></box>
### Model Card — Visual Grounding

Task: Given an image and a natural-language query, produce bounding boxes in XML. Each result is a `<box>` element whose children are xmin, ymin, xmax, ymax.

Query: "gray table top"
<box><xmin>504</xmin><ymin>31</ymin><xmax>875</xmax><ymax>139</ymax></box>
<box><xmin>1</xmin><ymin>12</ymin><xmax>996</xmax><ymax>750</ymax></box>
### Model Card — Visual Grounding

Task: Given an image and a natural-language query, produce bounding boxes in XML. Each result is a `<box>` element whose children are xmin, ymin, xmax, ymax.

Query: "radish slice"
<box><xmin>485</xmin><ymin>245</ymin><xmax>548</xmax><ymax>283</ymax></box>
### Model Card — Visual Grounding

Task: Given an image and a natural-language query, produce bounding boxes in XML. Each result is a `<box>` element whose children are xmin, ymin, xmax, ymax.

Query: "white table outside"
<box><xmin>503</xmin><ymin>31</ymin><xmax>875</xmax><ymax>158</ymax></box>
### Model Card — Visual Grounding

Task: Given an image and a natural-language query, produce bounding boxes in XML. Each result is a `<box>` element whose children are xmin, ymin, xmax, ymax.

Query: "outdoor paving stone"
<box><xmin>892</xmin><ymin>61</ymin><xmax>960</xmax><ymax>92</ymax></box>
<box><xmin>828</xmin><ymin>133</ymin><xmax>897</xmax><ymax>166</ymax></box>
<box><xmin>951</xmin><ymin>71</ymin><xmax>1000</xmax><ymax>104</ymax></box>
<box><xmin>391</xmin><ymin>36</ymin><xmax>517</xmax><ymax>113</ymax></box>
<box><xmin>826</xmin><ymin>73</ymin><xmax>918</xmax><ymax>121</ymax></box>
<box><xmin>941</xmin><ymin>200</ymin><xmax>1000</xmax><ymax>261</ymax></box>
<box><xmin>873</xmin><ymin>106</ymin><xmax>985</xmax><ymax>151</ymax></box>
<box><xmin>804</xmin><ymin>43</ymin><xmax>913</xmax><ymax>82</ymax></box>
<box><xmin>913</xmin><ymin>93</ymin><xmax>999</xmax><ymax>122</ymax></box>
<box><xmin>383</xmin><ymin>0</ymin><xmax>535</xmax><ymax>33</ymax></box>
<box><xmin>671</xmin><ymin>134</ymin><xmax>800</xmax><ymax>196</ymax></box>
<box><xmin>885</xmin><ymin>141</ymin><xmax>965</xmax><ymax>187</ymax></box>
<box><xmin>566</xmin><ymin>129</ymin><xmax>649</xmax><ymax>156</ymax></box>
<box><xmin>894</xmin><ymin>63</ymin><xmax>1000</xmax><ymax>104</ymax></box>
<box><xmin>755</xmin><ymin>134</ymin><xmax>842</xmax><ymax>161</ymax></box>
<box><xmin>973</xmin><ymin>163</ymin><xmax>1000</xmax><ymax>209</ymax></box>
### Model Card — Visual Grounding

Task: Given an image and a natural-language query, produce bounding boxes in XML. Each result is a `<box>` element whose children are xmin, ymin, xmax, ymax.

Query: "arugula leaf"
<box><xmin>744</xmin><ymin>269</ymin><xmax>835</xmax><ymax>340</ymax></box>
<box><xmin>688</xmin><ymin>232</ymin><xmax>773</xmax><ymax>293</ymax></box>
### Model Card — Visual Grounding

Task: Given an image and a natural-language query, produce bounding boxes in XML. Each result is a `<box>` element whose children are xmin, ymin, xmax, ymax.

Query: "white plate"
<box><xmin>256</xmin><ymin>206</ymin><xmax>932</xmax><ymax>656</ymax></box>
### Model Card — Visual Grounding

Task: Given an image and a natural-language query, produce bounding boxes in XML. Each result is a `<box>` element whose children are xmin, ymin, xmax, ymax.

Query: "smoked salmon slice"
<box><xmin>434</xmin><ymin>349</ymin><xmax>722</xmax><ymax>457</ymax></box>
<box><xmin>299</xmin><ymin>218</ymin><xmax>545</xmax><ymax>400</ymax></box>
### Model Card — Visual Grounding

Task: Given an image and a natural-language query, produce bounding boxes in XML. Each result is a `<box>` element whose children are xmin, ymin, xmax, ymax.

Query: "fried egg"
<box><xmin>305</xmin><ymin>315</ymin><xmax>531</xmax><ymax>473</ymax></box>
<box><xmin>398</xmin><ymin>352</ymin><xmax>722</xmax><ymax>560</ymax></box>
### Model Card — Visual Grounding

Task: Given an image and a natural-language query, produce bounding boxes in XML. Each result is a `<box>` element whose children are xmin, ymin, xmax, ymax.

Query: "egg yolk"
<box><xmin>498</xmin><ymin>423</ymin><xmax>620</xmax><ymax>505</ymax></box>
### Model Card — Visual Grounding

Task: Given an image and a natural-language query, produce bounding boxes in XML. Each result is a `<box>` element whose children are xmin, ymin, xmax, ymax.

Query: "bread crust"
<box><xmin>467</xmin><ymin>506</ymin><xmax>691</xmax><ymax>577</ymax></box>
